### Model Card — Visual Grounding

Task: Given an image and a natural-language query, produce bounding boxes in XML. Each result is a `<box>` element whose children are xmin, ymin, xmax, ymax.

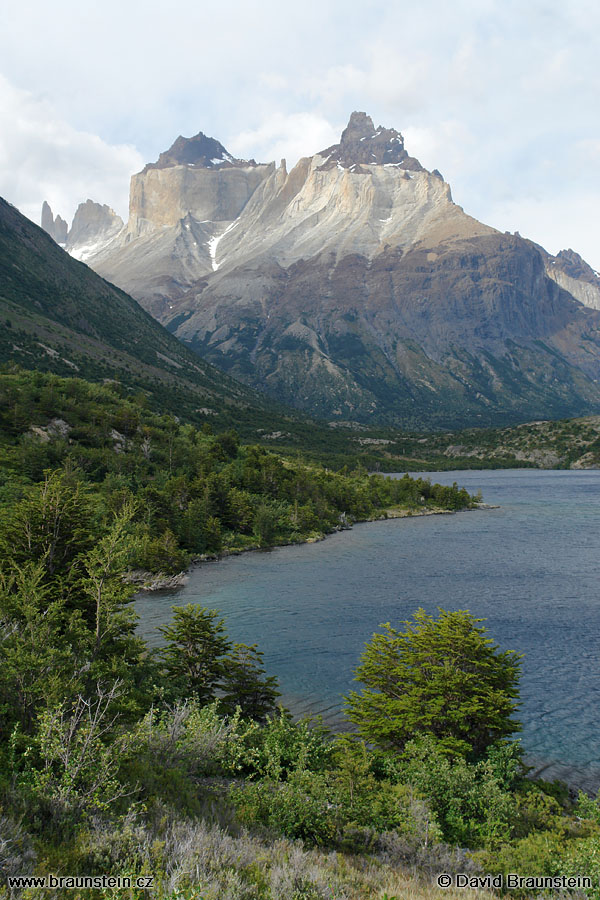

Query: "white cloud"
<box><xmin>229</xmin><ymin>113</ymin><xmax>339</xmax><ymax>168</ymax></box>
<box><xmin>402</xmin><ymin>122</ymin><xmax>478</xmax><ymax>184</ymax></box>
<box><xmin>484</xmin><ymin>191</ymin><xmax>600</xmax><ymax>269</ymax></box>
<box><xmin>0</xmin><ymin>0</ymin><xmax>599</xmax><ymax>266</ymax></box>
<box><xmin>0</xmin><ymin>75</ymin><xmax>143</xmax><ymax>227</ymax></box>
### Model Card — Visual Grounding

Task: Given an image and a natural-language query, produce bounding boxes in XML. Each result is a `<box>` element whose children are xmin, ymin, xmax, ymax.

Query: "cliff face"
<box><xmin>58</xmin><ymin>114</ymin><xmax>600</xmax><ymax>428</ymax></box>
<box><xmin>41</xmin><ymin>201</ymin><xmax>68</xmax><ymax>244</ymax></box>
<box><xmin>127</xmin><ymin>162</ymin><xmax>274</xmax><ymax>234</ymax></box>
<box><xmin>57</xmin><ymin>132</ymin><xmax>274</xmax><ymax>310</ymax></box>
<box><xmin>65</xmin><ymin>200</ymin><xmax>124</xmax><ymax>261</ymax></box>
<box><xmin>544</xmin><ymin>248</ymin><xmax>600</xmax><ymax>311</ymax></box>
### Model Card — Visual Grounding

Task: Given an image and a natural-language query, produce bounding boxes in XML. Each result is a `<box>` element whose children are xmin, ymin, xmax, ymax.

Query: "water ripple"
<box><xmin>137</xmin><ymin>469</ymin><xmax>600</xmax><ymax>790</ymax></box>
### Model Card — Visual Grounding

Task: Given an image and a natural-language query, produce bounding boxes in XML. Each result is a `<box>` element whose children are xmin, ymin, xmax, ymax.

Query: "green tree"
<box><xmin>345</xmin><ymin>608</ymin><xmax>522</xmax><ymax>758</ymax></box>
<box><xmin>158</xmin><ymin>604</ymin><xmax>230</xmax><ymax>704</ymax></box>
<box><xmin>138</xmin><ymin>528</ymin><xmax>188</xmax><ymax>574</ymax></box>
<box><xmin>253</xmin><ymin>503</ymin><xmax>278</xmax><ymax>547</ymax></box>
<box><xmin>0</xmin><ymin>563</ymin><xmax>79</xmax><ymax>732</ymax></box>
<box><xmin>219</xmin><ymin>643</ymin><xmax>280</xmax><ymax>721</ymax></box>
<box><xmin>0</xmin><ymin>470</ymin><xmax>95</xmax><ymax>590</ymax></box>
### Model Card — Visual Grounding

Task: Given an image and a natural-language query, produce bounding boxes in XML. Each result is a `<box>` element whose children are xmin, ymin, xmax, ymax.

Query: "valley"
<box><xmin>2</xmin><ymin>107</ymin><xmax>600</xmax><ymax>900</ymax></box>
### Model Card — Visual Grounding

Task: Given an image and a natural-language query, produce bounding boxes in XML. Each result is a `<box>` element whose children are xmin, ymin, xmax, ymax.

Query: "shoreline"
<box><xmin>131</xmin><ymin>489</ymin><xmax>596</xmax><ymax>797</ymax></box>
<box><xmin>525</xmin><ymin>757</ymin><xmax>600</xmax><ymax>797</ymax></box>
<box><xmin>131</xmin><ymin>501</ymin><xmax>491</xmax><ymax>592</ymax></box>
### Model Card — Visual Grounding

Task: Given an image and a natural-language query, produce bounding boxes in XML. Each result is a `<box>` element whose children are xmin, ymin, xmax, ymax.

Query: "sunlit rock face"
<box><xmin>59</xmin><ymin>113</ymin><xmax>600</xmax><ymax>427</ymax></box>
<box><xmin>65</xmin><ymin>200</ymin><xmax>124</xmax><ymax>262</ymax></box>
<box><xmin>41</xmin><ymin>201</ymin><xmax>68</xmax><ymax>244</ymax></box>
<box><xmin>544</xmin><ymin>248</ymin><xmax>600</xmax><ymax>311</ymax></box>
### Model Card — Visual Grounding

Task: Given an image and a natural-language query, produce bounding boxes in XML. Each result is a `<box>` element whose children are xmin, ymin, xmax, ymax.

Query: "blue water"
<box><xmin>136</xmin><ymin>469</ymin><xmax>600</xmax><ymax>789</ymax></box>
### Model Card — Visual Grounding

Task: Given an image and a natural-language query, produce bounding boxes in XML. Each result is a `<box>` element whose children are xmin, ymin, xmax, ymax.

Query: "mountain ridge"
<box><xmin>0</xmin><ymin>195</ymin><xmax>319</xmax><ymax>438</ymax></box>
<box><xmin>39</xmin><ymin>112</ymin><xmax>600</xmax><ymax>428</ymax></box>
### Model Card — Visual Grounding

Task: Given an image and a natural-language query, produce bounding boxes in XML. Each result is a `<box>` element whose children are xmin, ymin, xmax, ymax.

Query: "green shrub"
<box><xmin>397</xmin><ymin>737</ymin><xmax>516</xmax><ymax>848</ymax></box>
<box><xmin>511</xmin><ymin>787</ymin><xmax>564</xmax><ymax>838</ymax></box>
<box><xmin>239</xmin><ymin>711</ymin><xmax>334</xmax><ymax>780</ymax></box>
<box><xmin>233</xmin><ymin>773</ymin><xmax>337</xmax><ymax>846</ymax></box>
<box><xmin>136</xmin><ymin>528</ymin><xmax>189</xmax><ymax>574</ymax></box>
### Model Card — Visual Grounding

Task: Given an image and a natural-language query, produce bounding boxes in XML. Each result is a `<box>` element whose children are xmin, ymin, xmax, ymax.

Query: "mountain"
<box><xmin>65</xmin><ymin>199</ymin><xmax>124</xmax><ymax>261</ymax></box>
<box><xmin>51</xmin><ymin>113</ymin><xmax>600</xmax><ymax>428</ymax></box>
<box><xmin>0</xmin><ymin>195</ymin><xmax>318</xmax><ymax>439</ymax></box>
<box><xmin>543</xmin><ymin>248</ymin><xmax>600</xmax><ymax>311</ymax></box>
<box><xmin>41</xmin><ymin>201</ymin><xmax>68</xmax><ymax>244</ymax></box>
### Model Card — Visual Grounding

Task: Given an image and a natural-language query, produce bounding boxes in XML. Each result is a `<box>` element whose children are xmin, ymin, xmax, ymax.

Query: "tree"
<box><xmin>345</xmin><ymin>608</ymin><xmax>522</xmax><ymax>758</ymax></box>
<box><xmin>219</xmin><ymin>643</ymin><xmax>280</xmax><ymax>721</ymax></box>
<box><xmin>0</xmin><ymin>470</ymin><xmax>95</xmax><ymax>590</ymax></box>
<box><xmin>81</xmin><ymin>503</ymin><xmax>147</xmax><ymax>692</ymax></box>
<box><xmin>253</xmin><ymin>503</ymin><xmax>278</xmax><ymax>547</ymax></box>
<box><xmin>158</xmin><ymin>604</ymin><xmax>230</xmax><ymax>704</ymax></box>
<box><xmin>0</xmin><ymin>562</ymin><xmax>78</xmax><ymax>732</ymax></box>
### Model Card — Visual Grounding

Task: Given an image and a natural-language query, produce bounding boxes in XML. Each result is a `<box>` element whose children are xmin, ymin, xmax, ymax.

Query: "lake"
<box><xmin>136</xmin><ymin>469</ymin><xmax>600</xmax><ymax>791</ymax></box>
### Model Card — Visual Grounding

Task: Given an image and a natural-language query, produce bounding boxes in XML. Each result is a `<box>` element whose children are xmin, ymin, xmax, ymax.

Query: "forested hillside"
<box><xmin>0</xmin><ymin>371</ymin><xmax>473</xmax><ymax>578</ymax></box>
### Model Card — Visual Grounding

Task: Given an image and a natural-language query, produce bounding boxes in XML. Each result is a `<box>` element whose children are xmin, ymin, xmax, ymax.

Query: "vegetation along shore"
<box><xmin>2</xmin><ymin>368</ymin><xmax>600</xmax><ymax>899</ymax></box>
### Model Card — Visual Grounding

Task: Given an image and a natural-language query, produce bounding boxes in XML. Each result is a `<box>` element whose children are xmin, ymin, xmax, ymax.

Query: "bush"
<box><xmin>137</xmin><ymin>529</ymin><xmax>189</xmax><ymax>574</ymax></box>
<box><xmin>239</xmin><ymin>711</ymin><xmax>334</xmax><ymax>780</ymax></box>
<box><xmin>396</xmin><ymin>737</ymin><xmax>517</xmax><ymax>848</ymax></box>
<box><xmin>346</xmin><ymin>608</ymin><xmax>522</xmax><ymax>759</ymax></box>
<box><xmin>134</xmin><ymin>701</ymin><xmax>256</xmax><ymax>781</ymax></box>
<box><xmin>232</xmin><ymin>773</ymin><xmax>337</xmax><ymax>846</ymax></box>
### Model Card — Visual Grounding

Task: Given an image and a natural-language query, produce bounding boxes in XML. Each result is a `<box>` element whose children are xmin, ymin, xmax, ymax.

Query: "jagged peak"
<box><xmin>65</xmin><ymin>200</ymin><xmax>124</xmax><ymax>255</ymax></box>
<box><xmin>551</xmin><ymin>248</ymin><xmax>600</xmax><ymax>284</ymax></box>
<box><xmin>316</xmin><ymin>111</ymin><xmax>424</xmax><ymax>172</ymax></box>
<box><xmin>41</xmin><ymin>200</ymin><xmax>68</xmax><ymax>244</ymax></box>
<box><xmin>72</xmin><ymin>198</ymin><xmax>120</xmax><ymax>217</ymax></box>
<box><xmin>143</xmin><ymin>131</ymin><xmax>259</xmax><ymax>173</ymax></box>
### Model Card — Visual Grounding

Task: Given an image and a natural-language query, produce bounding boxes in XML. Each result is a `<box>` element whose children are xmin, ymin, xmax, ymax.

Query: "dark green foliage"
<box><xmin>158</xmin><ymin>605</ymin><xmax>230</xmax><ymax>704</ymax></box>
<box><xmin>0</xmin><ymin>563</ymin><xmax>77</xmax><ymax>732</ymax></box>
<box><xmin>0</xmin><ymin>372</ymin><xmax>476</xmax><ymax>583</ymax></box>
<box><xmin>395</xmin><ymin>737</ymin><xmax>519</xmax><ymax>848</ymax></box>
<box><xmin>0</xmin><ymin>368</ymin><xmax>587</xmax><ymax>893</ymax></box>
<box><xmin>0</xmin><ymin>470</ymin><xmax>95</xmax><ymax>591</ymax></box>
<box><xmin>234</xmin><ymin>738</ymin><xmax>435</xmax><ymax>848</ymax></box>
<box><xmin>252</xmin><ymin>502</ymin><xmax>279</xmax><ymax>546</ymax></box>
<box><xmin>136</xmin><ymin>528</ymin><xmax>189</xmax><ymax>574</ymax></box>
<box><xmin>346</xmin><ymin>608</ymin><xmax>522</xmax><ymax>758</ymax></box>
<box><xmin>219</xmin><ymin>643</ymin><xmax>280</xmax><ymax>721</ymax></box>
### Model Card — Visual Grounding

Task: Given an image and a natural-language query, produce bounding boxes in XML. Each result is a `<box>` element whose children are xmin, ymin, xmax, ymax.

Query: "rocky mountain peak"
<box><xmin>143</xmin><ymin>131</ymin><xmax>257</xmax><ymax>173</ymax></box>
<box><xmin>65</xmin><ymin>200</ymin><xmax>123</xmax><ymax>260</ymax></box>
<box><xmin>340</xmin><ymin>111</ymin><xmax>386</xmax><ymax>144</ymax></box>
<box><xmin>317</xmin><ymin>110</ymin><xmax>424</xmax><ymax>171</ymax></box>
<box><xmin>41</xmin><ymin>201</ymin><xmax>68</xmax><ymax>244</ymax></box>
<box><xmin>553</xmin><ymin>248</ymin><xmax>599</xmax><ymax>285</ymax></box>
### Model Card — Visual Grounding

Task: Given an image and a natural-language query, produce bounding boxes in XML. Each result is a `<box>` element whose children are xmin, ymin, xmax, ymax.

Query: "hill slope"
<box><xmin>0</xmin><ymin>196</ymin><xmax>316</xmax><ymax>440</ymax></box>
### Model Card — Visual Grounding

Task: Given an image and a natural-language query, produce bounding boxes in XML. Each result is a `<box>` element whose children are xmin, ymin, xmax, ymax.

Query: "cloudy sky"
<box><xmin>2</xmin><ymin>0</ymin><xmax>599</xmax><ymax>267</ymax></box>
